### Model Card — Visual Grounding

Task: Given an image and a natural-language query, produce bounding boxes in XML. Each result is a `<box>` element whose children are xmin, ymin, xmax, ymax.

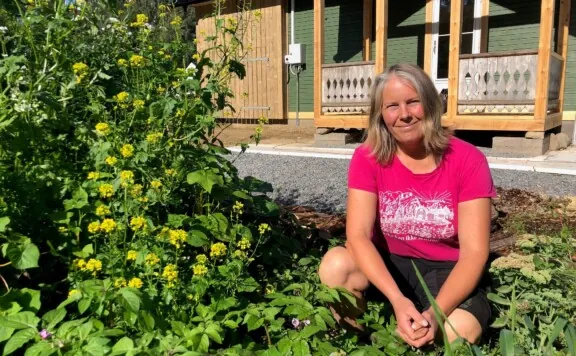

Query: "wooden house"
<box><xmin>184</xmin><ymin>0</ymin><xmax>575</xmax><ymax>149</ymax></box>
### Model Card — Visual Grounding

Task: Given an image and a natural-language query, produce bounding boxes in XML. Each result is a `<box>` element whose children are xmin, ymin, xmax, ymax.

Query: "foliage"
<box><xmin>0</xmin><ymin>0</ymin><xmax>575</xmax><ymax>355</ymax></box>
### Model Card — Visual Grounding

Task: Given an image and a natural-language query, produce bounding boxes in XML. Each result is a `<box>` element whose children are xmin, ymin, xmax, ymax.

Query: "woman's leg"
<box><xmin>443</xmin><ymin>308</ymin><xmax>483</xmax><ymax>344</ymax></box>
<box><xmin>318</xmin><ymin>246</ymin><xmax>370</xmax><ymax>330</ymax></box>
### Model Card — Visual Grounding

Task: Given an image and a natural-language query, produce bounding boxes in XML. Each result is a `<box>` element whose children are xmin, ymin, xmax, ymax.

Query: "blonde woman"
<box><xmin>318</xmin><ymin>64</ymin><xmax>495</xmax><ymax>348</ymax></box>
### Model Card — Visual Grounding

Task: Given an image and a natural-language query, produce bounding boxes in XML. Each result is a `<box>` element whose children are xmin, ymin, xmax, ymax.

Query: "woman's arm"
<box><xmin>432</xmin><ymin>197</ymin><xmax>492</xmax><ymax>317</ymax></box>
<box><xmin>346</xmin><ymin>188</ymin><xmax>429</xmax><ymax>339</ymax></box>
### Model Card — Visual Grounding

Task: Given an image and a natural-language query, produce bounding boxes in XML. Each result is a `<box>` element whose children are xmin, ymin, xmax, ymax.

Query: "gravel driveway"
<box><xmin>230</xmin><ymin>152</ymin><xmax>576</xmax><ymax>214</ymax></box>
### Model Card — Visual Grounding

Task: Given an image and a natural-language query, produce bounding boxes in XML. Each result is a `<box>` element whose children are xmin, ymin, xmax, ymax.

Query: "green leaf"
<box><xmin>138</xmin><ymin>311</ymin><xmax>155</xmax><ymax>332</ymax></box>
<box><xmin>565</xmin><ymin>324</ymin><xmax>575</xmax><ymax>356</ymax></box>
<box><xmin>3</xmin><ymin>328</ymin><xmax>37</xmax><ymax>355</ymax></box>
<box><xmin>495</xmin><ymin>285</ymin><xmax>514</xmax><ymax>294</ymax></box>
<box><xmin>277</xmin><ymin>338</ymin><xmax>292</xmax><ymax>354</ymax></box>
<box><xmin>245</xmin><ymin>314</ymin><xmax>264</xmax><ymax>331</ymax></box>
<box><xmin>168</xmin><ymin>214</ymin><xmax>189</xmax><ymax>228</ymax></box>
<box><xmin>0</xmin><ymin>217</ymin><xmax>9</xmax><ymax>232</ymax></box>
<box><xmin>111</xmin><ymin>337</ymin><xmax>134</xmax><ymax>355</ymax></box>
<box><xmin>228</xmin><ymin>59</ymin><xmax>246</xmax><ymax>80</ymax></box>
<box><xmin>262</xmin><ymin>307</ymin><xmax>281</xmax><ymax>320</ymax></box>
<box><xmin>490</xmin><ymin>315</ymin><xmax>508</xmax><ymax>328</ymax></box>
<box><xmin>187</xmin><ymin>170</ymin><xmax>224</xmax><ymax>193</ymax></box>
<box><xmin>223</xmin><ymin>320</ymin><xmax>238</xmax><ymax>329</ymax></box>
<box><xmin>214</xmin><ymin>297</ymin><xmax>237</xmax><ymax>312</ymax></box>
<box><xmin>5</xmin><ymin>242</ymin><xmax>40</xmax><ymax>269</ymax></box>
<box><xmin>42</xmin><ymin>309</ymin><xmax>66</xmax><ymax>330</ymax></box>
<box><xmin>78</xmin><ymin>298</ymin><xmax>92</xmax><ymax>314</ymax></box>
<box><xmin>77</xmin><ymin>320</ymin><xmax>94</xmax><ymax>340</ymax></box>
<box><xmin>119</xmin><ymin>289</ymin><xmax>140</xmax><ymax>313</ymax></box>
<box><xmin>0</xmin><ymin>312</ymin><xmax>40</xmax><ymax>330</ymax></box>
<box><xmin>499</xmin><ymin>329</ymin><xmax>515</xmax><ymax>356</ymax></box>
<box><xmin>291</xmin><ymin>340</ymin><xmax>310</xmax><ymax>356</ymax></box>
<box><xmin>0</xmin><ymin>327</ymin><xmax>14</xmax><ymax>343</ymax></box>
<box><xmin>237</xmin><ymin>277</ymin><xmax>259</xmax><ymax>292</ymax></box>
<box><xmin>24</xmin><ymin>342</ymin><xmax>55</xmax><ymax>356</ymax></box>
<box><xmin>299</xmin><ymin>325</ymin><xmax>322</xmax><ymax>339</ymax></box>
<box><xmin>198</xmin><ymin>334</ymin><xmax>210</xmax><ymax>353</ymax></box>
<box><xmin>546</xmin><ymin>317</ymin><xmax>567</xmax><ymax>348</ymax></box>
<box><xmin>232</xmin><ymin>190</ymin><xmax>250</xmax><ymax>199</ymax></box>
<box><xmin>187</xmin><ymin>230</ymin><xmax>209</xmax><ymax>247</ymax></box>
<box><xmin>487</xmin><ymin>293</ymin><xmax>510</xmax><ymax>306</ymax></box>
<box><xmin>63</xmin><ymin>188</ymin><xmax>88</xmax><ymax>211</ymax></box>
<box><xmin>84</xmin><ymin>337</ymin><xmax>111</xmax><ymax>355</ymax></box>
<box><xmin>204</xmin><ymin>325</ymin><xmax>222</xmax><ymax>344</ymax></box>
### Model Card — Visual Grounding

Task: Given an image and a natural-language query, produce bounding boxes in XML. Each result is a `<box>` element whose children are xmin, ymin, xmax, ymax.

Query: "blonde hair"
<box><xmin>363</xmin><ymin>63</ymin><xmax>451</xmax><ymax>165</ymax></box>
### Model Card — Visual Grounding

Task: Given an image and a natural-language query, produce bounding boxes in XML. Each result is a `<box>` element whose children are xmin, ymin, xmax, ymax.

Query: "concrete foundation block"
<box><xmin>492</xmin><ymin>135</ymin><xmax>550</xmax><ymax>157</ymax></box>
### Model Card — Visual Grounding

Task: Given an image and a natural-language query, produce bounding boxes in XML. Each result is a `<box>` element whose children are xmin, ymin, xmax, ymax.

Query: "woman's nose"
<box><xmin>399</xmin><ymin>103</ymin><xmax>410</xmax><ymax>118</ymax></box>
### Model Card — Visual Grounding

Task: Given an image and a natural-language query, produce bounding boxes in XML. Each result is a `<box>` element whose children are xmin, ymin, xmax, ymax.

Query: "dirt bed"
<box><xmin>215</xmin><ymin>124</ymin><xmax>315</xmax><ymax>146</ymax></box>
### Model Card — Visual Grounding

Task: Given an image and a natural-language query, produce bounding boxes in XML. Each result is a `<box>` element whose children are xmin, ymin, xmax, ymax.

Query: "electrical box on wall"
<box><xmin>284</xmin><ymin>43</ymin><xmax>306</xmax><ymax>65</ymax></box>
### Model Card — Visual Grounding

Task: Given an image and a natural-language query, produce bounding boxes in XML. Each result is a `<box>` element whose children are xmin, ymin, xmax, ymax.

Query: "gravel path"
<box><xmin>230</xmin><ymin>152</ymin><xmax>576</xmax><ymax>214</ymax></box>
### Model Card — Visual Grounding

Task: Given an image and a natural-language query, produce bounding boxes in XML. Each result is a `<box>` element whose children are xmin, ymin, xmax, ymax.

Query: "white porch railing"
<box><xmin>458</xmin><ymin>50</ymin><xmax>563</xmax><ymax>114</ymax></box>
<box><xmin>321</xmin><ymin>61</ymin><xmax>374</xmax><ymax>114</ymax></box>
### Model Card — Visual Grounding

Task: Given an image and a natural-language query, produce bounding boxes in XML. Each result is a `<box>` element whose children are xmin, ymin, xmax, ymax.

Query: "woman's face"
<box><xmin>381</xmin><ymin>76</ymin><xmax>426</xmax><ymax>147</ymax></box>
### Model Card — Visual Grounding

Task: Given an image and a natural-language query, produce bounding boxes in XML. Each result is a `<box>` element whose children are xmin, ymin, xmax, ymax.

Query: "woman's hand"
<box><xmin>391</xmin><ymin>296</ymin><xmax>430</xmax><ymax>345</ymax></box>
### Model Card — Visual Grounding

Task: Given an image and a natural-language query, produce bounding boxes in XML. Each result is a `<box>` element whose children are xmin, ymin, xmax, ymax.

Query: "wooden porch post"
<box><xmin>556</xmin><ymin>0</ymin><xmax>571</xmax><ymax>116</ymax></box>
<box><xmin>447</xmin><ymin>0</ymin><xmax>463</xmax><ymax>119</ymax></box>
<box><xmin>313</xmin><ymin>0</ymin><xmax>325</xmax><ymax>124</ymax></box>
<box><xmin>424</xmin><ymin>0</ymin><xmax>433</xmax><ymax>75</ymax></box>
<box><xmin>374</xmin><ymin>0</ymin><xmax>387</xmax><ymax>74</ymax></box>
<box><xmin>363</xmin><ymin>0</ymin><xmax>373</xmax><ymax>61</ymax></box>
<box><xmin>533</xmin><ymin>0</ymin><xmax>555</xmax><ymax>122</ymax></box>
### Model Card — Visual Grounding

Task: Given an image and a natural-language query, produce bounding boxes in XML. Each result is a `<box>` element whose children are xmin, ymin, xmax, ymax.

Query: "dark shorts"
<box><xmin>365</xmin><ymin>253</ymin><xmax>492</xmax><ymax>331</ymax></box>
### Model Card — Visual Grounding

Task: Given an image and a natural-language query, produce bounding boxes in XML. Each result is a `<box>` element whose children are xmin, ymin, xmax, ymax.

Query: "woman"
<box><xmin>318</xmin><ymin>63</ymin><xmax>495</xmax><ymax>348</ymax></box>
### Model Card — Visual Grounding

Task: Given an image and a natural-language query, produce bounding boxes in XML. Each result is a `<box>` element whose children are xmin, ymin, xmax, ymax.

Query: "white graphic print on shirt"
<box><xmin>379</xmin><ymin>190</ymin><xmax>455</xmax><ymax>241</ymax></box>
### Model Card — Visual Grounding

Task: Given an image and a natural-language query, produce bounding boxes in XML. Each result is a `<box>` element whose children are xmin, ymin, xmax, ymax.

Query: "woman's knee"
<box><xmin>318</xmin><ymin>246</ymin><xmax>368</xmax><ymax>291</ymax></box>
<box><xmin>444</xmin><ymin>309</ymin><xmax>483</xmax><ymax>344</ymax></box>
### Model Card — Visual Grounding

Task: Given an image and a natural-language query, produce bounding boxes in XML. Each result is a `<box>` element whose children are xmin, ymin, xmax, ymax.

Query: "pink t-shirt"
<box><xmin>348</xmin><ymin>137</ymin><xmax>496</xmax><ymax>261</ymax></box>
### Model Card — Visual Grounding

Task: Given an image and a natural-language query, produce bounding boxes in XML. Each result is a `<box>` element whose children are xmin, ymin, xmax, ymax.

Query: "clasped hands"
<box><xmin>391</xmin><ymin>296</ymin><xmax>440</xmax><ymax>348</ymax></box>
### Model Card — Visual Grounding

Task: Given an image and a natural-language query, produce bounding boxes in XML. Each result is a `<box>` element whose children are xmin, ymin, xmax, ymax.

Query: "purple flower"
<box><xmin>303</xmin><ymin>319</ymin><xmax>311</xmax><ymax>326</ymax></box>
<box><xmin>39</xmin><ymin>329</ymin><xmax>52</xmax><ymax>339</ymax></box>
<box><xmin>291</xmin><ymin>318</ymin><xmax>300</xmax><ymax>328</ymax></box>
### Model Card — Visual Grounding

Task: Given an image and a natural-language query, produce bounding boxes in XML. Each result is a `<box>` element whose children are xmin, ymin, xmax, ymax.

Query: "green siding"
<box><xmin>287</xmin><ymin>0</ymin><xmax>576</xmax><ymax>112</ymax></box>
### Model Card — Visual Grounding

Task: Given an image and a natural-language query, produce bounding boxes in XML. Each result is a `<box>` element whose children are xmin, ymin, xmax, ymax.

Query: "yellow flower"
<box><xmin>95</xmin><ymin>122</ymin><xmax>110</xmax><ymax>135</ymax></box>
<box><xmin>130</xmin><ymin>216</ymin><xmax>146</xmax><ymax>231</ymax></box>
<box><xmin>237</xmin><ymin>237</ymin><xmax>250</xmax><ymax>250</ymax></box>
<box><xmin>156</xmin><ymin>86</ymin><xmax>166</xmax><ymax>94</ymax></box>
<box><xmin>130</xmin><ymin>13</ymin><xmax>148</xmax><ymax>27</ymax></box>
<box><xmin>170</xmin><ymin>15</ymin><xmax>182</xmax><ymax>26</ymax></box>
<box><xmin>73</xmin><ymin>62</ymin><xmax>89</xmax><ymax>84</ymax></box>
<box><xmin>150</xmin><ymin>180</ymin><xmax>162</xmax><ymax>189</ymax></box>
<box><xmin>157</xmin><ymin>50</ymin><xmax>165</xmax><ymax>56</ymax></box>
<box><xmin>87</xmin><ymin>171</ymin><xmax>100</xmax><ymax>180</ymax></box>
<box><xmin>258</xmin><ymin>223</ymin><xmax>271</xmax><ymax>235</ymax></box>
<box><xmin>126</xmin><ymin>250</ymin><xmax>138</xmax><ymax>261</ymax></box>
<box><xmin>158</xmin><ymin>4</ymin><xmax>167</xmax><ymax>12</ymax></box>
<box><xmin>165</xmin><ymin>169</ymin><xmax>176</xmax><ymax>177</ymax></box>
<box><xmin>210</xmin><ymin>242</ymin><xmax>227</xmax><ymax>258</ymax></box>
<box><xmin>120</xmin><ymin>144</ymin><xmax>134</xmax><ymax>158</ymax></box>
<box><xmin>265</xmin><ymin>284</ymin><xmax>275</xmax><ymax>295</ymax></box>
<box><xmin>171</xmin><ymin>81</ymin><xmax>180</xmax><ymax>88</ymax></box>
<box><xmin>58</xmin><ymin>226</ymin><xmax>68</xmax><ymax>233</ymax></box>
<box><xmin>117</xmin><ymin>58</ymin><xmax>128</xmax><ymax>67</ymax></box>
<box><xmin>193</xmin><ymin>38</ymin><xmax>198</xmax><ymax>44</ymax></box>
<box><xmin>193</xmin><ymin>264</ymin><xmax>208</xmax><ymax>276</ymax></box>
<box><xmin>146</xmin><ymin>132</ymin><xmax>163</xmax><ymax>144</ymax></box>
<box><xmin>133</xmin><ymin>99</ymin><xmax>145</xmax><ymax>110</ymax></box>
<box><xmin>156</xmin><ymin>227</ymin><xmax>170</xmax><ymax>241</ymax></box>
<box><xmin>162</xmin><ymin>264</ymin><xmax>178</xmax><ymax>287</ymax></box>
<box><xmin>168</xmin><ymin>229</ymin><xmax>187</xmax><ymax>249</ymax></box>
<box><xmin>75</xmin><ymin>259</ymin><xmax>87</xmax><ymax>269</ymax></box>
<box><xmin>130</xmin><ymin>55</ymin><xmax>145</xmax><ymax>67</ymax></box>
<box><xmin>120</xmin><ymin>170</ymin><xmax>134</xmax><ymax>181</ymax></box>
<box><xmin>253</xmin><ymin>9</ymin><xmax>262</xmax><ymax>20</ymax></box>
<box><xmin>164</xmin><ymin>54</ymin><xmax>171</xmax><ymax>60</ymax></box>
<box><xmin>114</xmin><ymin>278</ymin><xmax>127</xmax><ymax>288</ymax></box>
<box><xmin>100</xmin><ymin>219</ymin><xmax>117</xmax><ymax>233</ymax></box>
<box><xmin>85</xmin><ymin>258</ymin><xmax>102</xmax><ymax>274</ymax></box>
<box><xmin>192</xmin><ymin>53</ymin><xmax>201</xmax><ymax>62</ymax></box>
<box><xmin>195</xmin><ymin>254</ymin><xmax>207</xmax><ymax>264</ymax></box>
<box><xmin>99</xmin><ymin>184</ymin><xmax>114</xmax><ymax>198</ymax></box>
<box><xmin>88</xmin><ymin>221</ymin><xmax>100</xmax><ymax>234</ymax></box>
<box><xmin>105</xmin><ymin>156</ymin><xmax>118</xmax><ymax>166</ymax></box>
<box><xmin>232</xmin><ymin>201</ymin><xmax>244</xmax><ymax>216</ymax></box>
<box><xmin>128</xmin><ymin>277</ymin><xmax>143</xmax><ymax>289</ymax></box>
<box><xmin>145</xmin><ymin>253</ymin><xmax>160</xmax><ymax>266</ymax></box>
<box><xmin>233</xmin><ymin>249</ymin><xmax>247</xmax><ymax>259</ymax></box>
<box><xmin>115</xmin><ymin>91</ymin><xmax>130</xmax><ymax>103</ymax></box>
<box><xmin>68</xmin><ymin>289</ymin><xmax>80</xmax><ymax>298</ymax></box>
<box><xmin>131</xmin><ymin>184</ymin><xmax>143</xmax><ymax>197</ymax></box>
<box><xmin>96</xmin><ymin>205</ymin><xmax>110</xmax><ymax>216</ymax></box>
<box><xmin>176</xmin><ymin>109</ymin><xmax>185</xmax><ymax>118</ymax></box>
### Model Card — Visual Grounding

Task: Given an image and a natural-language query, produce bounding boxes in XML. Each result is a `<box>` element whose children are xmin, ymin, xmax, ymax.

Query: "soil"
<box><xmin>215</xmin><ymin>124</ymin><xmax>316</xmax><ymax>146</ymax></box>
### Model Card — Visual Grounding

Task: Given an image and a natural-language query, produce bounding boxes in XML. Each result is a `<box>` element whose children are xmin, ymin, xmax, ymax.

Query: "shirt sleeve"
<box><xmin>348</xmin><ymin>145</ymin><xmax>378</xmax><ymax>194</ymax></box>
<box><xmin>458</xmin><ymin>146</ymin><xmax>496</xmax><ymax>202</ymax></box>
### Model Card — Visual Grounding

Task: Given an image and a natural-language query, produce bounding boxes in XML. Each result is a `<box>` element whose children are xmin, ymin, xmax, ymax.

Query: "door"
<box><xmin>431</xmin><ymin>0</ymin><xmax>483</xmax><ymax>91</ymax></box>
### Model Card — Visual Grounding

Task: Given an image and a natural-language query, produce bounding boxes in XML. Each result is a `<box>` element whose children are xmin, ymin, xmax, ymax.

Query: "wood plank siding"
<box><xmin>195</xmin><ymin>0</ymin><xmax>286</xmax><ymax>121</ymax></box>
